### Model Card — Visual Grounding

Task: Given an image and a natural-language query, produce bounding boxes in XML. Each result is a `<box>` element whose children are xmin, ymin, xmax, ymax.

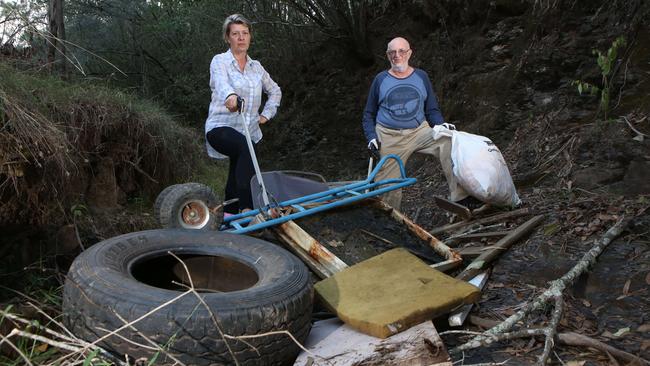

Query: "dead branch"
<box><xmin>468</xmin><ymin>317</ymin><xmax>650</xmax><ymax>365</ymax></box>
<box><xmin>430</xmin><ymin>208</ymin><xmax>530</xmax><ymax>236</ymax></box>
<box><xmin>539</xmin><ymin>295</ymin><xmax>564</xmax><ymax>365</ymax></box>
<box><xmin>451</xmin><ymin>218</ymin><xmax>632</xmax><ymax>365</ymax></box>
<box><xmin>8</xmin><ymin>328</ymin><xmax>83</xmax><ymax>353</ymax></box>
<box><xmin>558</xmin><ymin>332</ymin><xmax>649</xmax><ymax>365</ymax></box>
<box><xmin>456</xmin><ymin>215</ymin><xmax>544</xmax><ymax>281</ymax></box>
<box><xmin>620</xmin><ymin>116</ymin><xmax>648</xmax><ymax>137</ymax></box>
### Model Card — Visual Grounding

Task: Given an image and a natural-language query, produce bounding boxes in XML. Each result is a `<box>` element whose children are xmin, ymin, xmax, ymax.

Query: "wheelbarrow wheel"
<box><xmin>62</xmin><ymin>229</ymin><xmax>313</xmax><ymax>365</ymax></box>
<box><xmin>154</xmin><ymin>183</ymin><xmax>222</xmax><ymax>230</ymax></box>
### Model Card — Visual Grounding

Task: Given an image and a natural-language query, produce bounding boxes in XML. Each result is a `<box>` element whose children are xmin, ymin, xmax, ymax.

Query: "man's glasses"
<box><xmin>386</xmin><ymin>49</ymin><xmax>410</xmax><ymax>57</ymax></box>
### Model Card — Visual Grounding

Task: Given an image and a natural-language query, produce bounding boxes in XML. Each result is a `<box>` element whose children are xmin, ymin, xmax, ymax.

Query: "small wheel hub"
<box><xmin>179</xmin><ymin>201</ymin><xmax>210</xmax><ymax>229</ymax></box>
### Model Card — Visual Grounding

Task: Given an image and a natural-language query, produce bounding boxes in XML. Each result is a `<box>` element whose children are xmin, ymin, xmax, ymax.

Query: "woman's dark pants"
<box><xmin>206</xmin><ymin>127</ymin><xmax>257</xmax><ymax>214</ymax></box>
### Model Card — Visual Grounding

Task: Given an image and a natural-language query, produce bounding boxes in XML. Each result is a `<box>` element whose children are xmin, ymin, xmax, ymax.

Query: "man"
<box><xmin>362</xmin><ymin>37</ymin><xmax>479</xmax><ymax>210</ymax></box>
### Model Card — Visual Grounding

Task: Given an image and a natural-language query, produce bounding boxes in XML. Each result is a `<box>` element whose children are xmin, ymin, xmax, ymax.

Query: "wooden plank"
<box><xmin>455</xmin><ymin>215</ymin><xmax>545</xmax><ymax>281</ymax></box>
<box><xmin>457</xmin><ymin>246</ymin><xmax>490</xmax><ymax>258</ymax></box>
<box><xmin>293</xmin><ymin>318</ymin><xmax>453</xmax><ymax>366</ymax></box>
<box><xmin>448</xmin><ymin>231</ymin><xmax>510</xmax><ymax>243</ymax></box>
<box><xmin>369</xmin><ymin>199</ymin><xmax>463</xmax><ymax>272</ymax></box>
<box><xmin>434</xmin><ymin>196</ymin><xmax>472</xmax><ymax>220</ymax></box>
<box><xmin>448</xmin><ymin>270</ymin><xmax>490</xmax><ymax>326</ymax></box>
<box><xmin>271</xmin><ymin>220</ymin><xmax>348</xmax><ymax>279</ymax></box>
<box><xmin>429</xmin><ymin>207</ymin><xmax>531</xmax><ymax>236</ymax></box>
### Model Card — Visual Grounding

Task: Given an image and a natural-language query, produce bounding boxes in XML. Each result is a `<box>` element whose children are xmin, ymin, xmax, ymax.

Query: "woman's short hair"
<box><xmin>222</xmin><ymin>14</ymin><xmax>252</xmax><ymax>43</ymax></box>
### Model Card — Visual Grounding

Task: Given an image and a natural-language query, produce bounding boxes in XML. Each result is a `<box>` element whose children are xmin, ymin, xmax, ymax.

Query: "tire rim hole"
<box><xmin>131</xmin><ymin>254</ymin><xmax>259</xmax><ymax>292</ymax></box>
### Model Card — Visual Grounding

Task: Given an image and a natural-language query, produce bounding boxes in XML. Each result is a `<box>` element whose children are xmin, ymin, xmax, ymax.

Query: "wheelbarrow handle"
<box><xmin>236</xmin><ymin>96</ymin><xmax>244</xmax><ymax>113</ymax></box>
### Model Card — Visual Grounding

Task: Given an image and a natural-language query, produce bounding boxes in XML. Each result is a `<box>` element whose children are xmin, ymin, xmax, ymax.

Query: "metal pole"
<box><xmin>238</xmin><ymin>98</ymin><xmax>270</xmax><ymax>207</ymax></box>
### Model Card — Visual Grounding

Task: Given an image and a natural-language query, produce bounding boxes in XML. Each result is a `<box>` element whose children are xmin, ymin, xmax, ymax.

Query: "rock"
<box><xmin>620</xmin><ymin>160</ymin><xmax>650</xmax><ymax>195</ymax></box>
<box><xmin>572</xmin><ymin>166</ymin><xmax>625</xmax><ymax>190</ymax></box>
<box><xmin>55</xmin><ymin>224</ymin><xmax>81</xmax><ymax>254</ymax></box>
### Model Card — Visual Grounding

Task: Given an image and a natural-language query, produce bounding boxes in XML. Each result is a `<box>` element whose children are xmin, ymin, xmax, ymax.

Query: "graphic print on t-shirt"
<box><xmin>385</xmin><ymin>85</ymin><xmax>420</xmax><ymax>121</ymax></box>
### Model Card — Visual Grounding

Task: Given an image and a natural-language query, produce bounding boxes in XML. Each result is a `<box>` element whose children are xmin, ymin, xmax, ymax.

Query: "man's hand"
<box><xmin>441</xmin><ymin>122</ymin><xmax>456</xmax><ymax>130</ymax></box>
<box><xmin>367</xmin><ymin>139</ymin><xmax>381</xmax><ymax>160</ymax></box>
<box><xmin>259</xmin><ymin>115</ymin><xmax>268</xmax><ymax>124</ymax></box>
<box><xmin>225</xmin><ymin>94</ymin><xmax>239</xmax><ymax>112</ymax></box>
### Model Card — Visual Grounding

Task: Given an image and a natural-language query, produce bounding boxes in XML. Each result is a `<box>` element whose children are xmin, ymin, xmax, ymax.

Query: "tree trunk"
<box><xmin>48</xmin><ymin>0</ymin><xmax>66</xmax><ymax>73</ymax></box>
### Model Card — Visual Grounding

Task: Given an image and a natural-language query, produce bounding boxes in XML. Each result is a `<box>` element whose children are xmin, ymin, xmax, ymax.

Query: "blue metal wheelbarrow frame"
<box><xmin>221</xmin><ymin>154</ymin><xmax>415</xmax><ymax>234</ymax></box>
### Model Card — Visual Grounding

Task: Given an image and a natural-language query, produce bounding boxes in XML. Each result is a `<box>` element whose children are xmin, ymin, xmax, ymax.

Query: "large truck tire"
<box><xmin>63</xmin><ymin>229</ymin><xmax>313</xmax><ymax>365</ymax></box>
<box><xmin>154</xmin><ymin>183</ymin><xmax>222</xmax><ymax>230</ymax></box>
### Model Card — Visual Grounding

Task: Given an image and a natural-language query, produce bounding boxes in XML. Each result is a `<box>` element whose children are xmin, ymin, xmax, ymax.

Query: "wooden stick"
<box><xmin>272</xmin><ymin>220</ymin><xmax>348</xmax><ymax>279</ymax></box>
<box><xmin>448</xmin><ymin>231</ymin><xmax>510</xmax><ymax>243</ymax></box>
<box><xmin>457</xmin><ymin>246</ymin><xmax>495</xmax><ymax>258</ymax></box>
<box><xmin>456</xmin><ymin>215</ymin><xmax>544</xmax><ymax>281</ymax></box>
<box><xmin>558</xmin><ymin>332</ymin><xmax>649</xmax><ymax>365</ymax></box>
<box><xmin>430</xmin><ymin>208</ymin><xmax>530</xmax><ymax>236</ymax></box>
<box><xmin>539</xmin><ymin>295</ymin><xmax>564</xmax><ymax>365</ymax></box>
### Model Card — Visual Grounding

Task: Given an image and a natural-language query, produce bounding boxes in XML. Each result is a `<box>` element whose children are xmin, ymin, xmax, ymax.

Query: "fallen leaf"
<box><xmin>566</xmin><ymin>361</ymin><xmax>586</xmax><ymax>366</ymax></box>
<box><xmin>597</xmin><ymin>213</ymin><xmax>616</xmax><ymax>221</ymax></box>
<box><xmin>613</xmin><ymin>327</ymin><xmax>630</xmax><ymax>337</ymax></box>
<box><xmin>623</xmin><ymin>279</ymin><xmax>631</xmax><ymax>295</ymax></box>
<box><xmin>544</xmin><ymin>223</ymin><xmax>560</xmax><ymax>236</ymax></box>
<box><xmin>36</xmin><ymin>343</ymin><xmax>48</xmax><ymax>353</ymax></box>
<box><xmin>327</xmin><ymin>239</ymin><xmax>344</xmax><ymax>248</ymax></box>
<box><xmin>645</xmin><ymin>272</ymin><xmax>650</xmax><ymax>285</ymax></box>
<box><xmin>581</xmin><ymin>299</ymin><xmax>591</xmax><ymax>307</ymax></box>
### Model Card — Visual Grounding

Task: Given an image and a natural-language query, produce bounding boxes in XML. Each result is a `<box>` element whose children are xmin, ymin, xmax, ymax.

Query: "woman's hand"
<box><xmin>259</xmin><ymin>115</ymin><xmax>268</xmax><ymax>124</ymax></box>
<box><xmin>225</xmin><ymin>94</ymin><xmax>239</xmax><ymax>112</ymax></box>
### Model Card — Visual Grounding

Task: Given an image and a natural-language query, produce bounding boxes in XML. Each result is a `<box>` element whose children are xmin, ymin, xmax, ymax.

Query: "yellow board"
<box><xmin>315</xmin><ymin>248</ymin><xmax>481</xmax><ymax>338</ymax></box>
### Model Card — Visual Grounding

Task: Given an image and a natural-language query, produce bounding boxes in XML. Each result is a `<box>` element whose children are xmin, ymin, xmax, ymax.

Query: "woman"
<box><xmin>205</xmin><ymin>14</ymin><xmax>281</xmax><ymax>214</ymax></box>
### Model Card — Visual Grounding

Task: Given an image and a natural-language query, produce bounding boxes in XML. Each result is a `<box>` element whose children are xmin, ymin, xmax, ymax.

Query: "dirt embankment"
<box><xmin>260</xmin><ymin>1</ymin><xmax>650</xmax><ymax>363</ymax></box>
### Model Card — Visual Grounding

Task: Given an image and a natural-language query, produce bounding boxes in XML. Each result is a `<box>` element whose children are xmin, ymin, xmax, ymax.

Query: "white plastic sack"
<box><xmin>439</xmin><ymin>128</ymin><xmax>520</xmax><ymax>207</ymax></box>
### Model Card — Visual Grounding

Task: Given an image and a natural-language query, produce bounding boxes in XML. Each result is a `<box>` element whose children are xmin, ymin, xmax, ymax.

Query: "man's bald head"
<box><xmin>387</xmin><ymin>37</ymin><xmax>410</xmax><ymax>51</ymax></box>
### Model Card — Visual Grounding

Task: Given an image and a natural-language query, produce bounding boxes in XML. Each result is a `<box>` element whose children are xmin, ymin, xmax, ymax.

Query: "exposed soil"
<box><xmin>257</xmin><ymin>1</ymin><xmax>650</xmax><ymax>364</ymax></box>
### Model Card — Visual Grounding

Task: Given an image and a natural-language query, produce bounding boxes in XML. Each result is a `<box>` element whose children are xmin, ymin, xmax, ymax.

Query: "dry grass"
<box><xmin>0</xmin><ymin>62</ymin><xmax>202</xmax><ymax>228</ymax></box>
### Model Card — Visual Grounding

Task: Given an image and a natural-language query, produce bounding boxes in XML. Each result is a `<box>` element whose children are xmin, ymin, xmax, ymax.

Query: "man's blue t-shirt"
<box><xmin>362</xmin><ymin>69</ymin><xmax>445</xmax><ymax>142</ymax></box>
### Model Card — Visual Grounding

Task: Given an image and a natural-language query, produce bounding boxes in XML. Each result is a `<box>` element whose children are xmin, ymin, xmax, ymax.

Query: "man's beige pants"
<box><xmin>375</xmin><ymin>122</ymin><xmax>468</xmax><ymax>210</ymax></box>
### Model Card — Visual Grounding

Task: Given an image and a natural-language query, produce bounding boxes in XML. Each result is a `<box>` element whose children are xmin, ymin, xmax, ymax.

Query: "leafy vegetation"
<box><xmin>573</xmin><ymin>36</ymin><xmax>627</xmax><ymax>120</ymax></box>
